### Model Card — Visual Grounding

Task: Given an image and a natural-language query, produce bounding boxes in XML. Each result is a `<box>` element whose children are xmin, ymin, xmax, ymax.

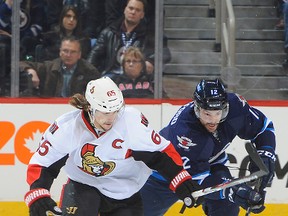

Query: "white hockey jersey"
<box><xmin>28</xmin><ymin>106</ymin><xmax>173</xmax><ymax>199</ymax></box>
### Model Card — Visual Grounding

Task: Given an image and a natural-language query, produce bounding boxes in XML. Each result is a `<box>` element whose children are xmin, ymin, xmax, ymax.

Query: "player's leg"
<box><xmin>100</xmin><ymin>192</ymin><xmax>143</xmax><ymax>216</ymax></box>
<box><xmin>201</xmin><ymin>164</ymin><xmax>240</xmax><ymax>216</ymax></box>
<box><xmin>59</xmin><ymin>179</ymin><xmax>101</xmax><ymax>215</ymax></box>
<box><xmin>140</xmin><ymin>175</ymin><xmax>178</xmax><ymax>216</ymax></box>
<box><xmin>202</xmin><ymin>198</ymin><xmax>239</xmax><ymax>216</ymax></box>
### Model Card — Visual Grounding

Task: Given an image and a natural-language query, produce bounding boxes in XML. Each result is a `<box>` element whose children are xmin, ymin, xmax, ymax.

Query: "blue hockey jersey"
<box><xmin>158</xmin><ymin>93</ymin><xmax>276</xmax><ymax>183</ymax></box>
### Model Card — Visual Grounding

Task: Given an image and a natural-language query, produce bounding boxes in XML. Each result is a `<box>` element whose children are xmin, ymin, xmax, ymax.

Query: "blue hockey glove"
<box><xmin>249</xmin><ymin>190</ymin><xmax>266</xmax><ymax>214</ymax></box>
<box><xmin>24</xmin><ymin>188</ymin><xmax>62</xmax><ymax>216</ymax></box>
<box><xmin>248</xmin><ymin>147</ymin><xmax>276</xmax><ymax>191</ymax></box>
<box><xmin>225</xmin><ymin>183</ymin><xmax>265</xmax><ymax>214</ymax></box>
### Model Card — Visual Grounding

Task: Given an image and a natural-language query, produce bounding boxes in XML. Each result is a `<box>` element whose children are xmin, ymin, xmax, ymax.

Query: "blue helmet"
<box><xmin>193</xmin><ymin>79</ymin><xmax>229</xmax><ymax>120</ymax></box>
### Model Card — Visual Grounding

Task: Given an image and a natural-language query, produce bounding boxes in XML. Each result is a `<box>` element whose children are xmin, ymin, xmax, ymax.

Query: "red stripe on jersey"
<box><xmin>162</xmin><ymin>143</ymin><xmax>183</xmax><ymax>166</ymax></box>
<box><xmin>125</xmin><ymin>149</ymin><xmax>132</xmax><ymax>158</ymax></box>
<box><xmin>81</xmin><ymin>111</ymin><xmax>99</xmax><ymax>138</ymax></box>
<box><xmin>26</xmin><ymin>164</ymin><xmax>43</xmax><ymax>186</ymax></box>
<box><xmin>59</xmin><ymin>179</ymin><xmax>70</xmax><ymax>208</ymax></box>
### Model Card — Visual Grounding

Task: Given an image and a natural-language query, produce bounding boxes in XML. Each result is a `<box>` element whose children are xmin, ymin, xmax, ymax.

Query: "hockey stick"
<box><xmin>190</xmin><ymin>142</ymin><xmax>268</xmax><ymax>198</ymax></box>
<box><xmin>245</xmin><ymin>142</ymin><xmax>266</xmax><ymax>216</ymax></box>
<box><xmin>180</xmin><ymin>142</ymin><xmax>268</xmax><ymax>213</ymax></box>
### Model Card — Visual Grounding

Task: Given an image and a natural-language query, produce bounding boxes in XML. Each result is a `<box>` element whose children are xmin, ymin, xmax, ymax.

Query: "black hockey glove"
<box><xmin>248</xmin><ymin>147</ymin><xmax>276</xmax><ymax>192</ymax></box>
<box><xmin>24</xmin><ymin>188</ymin><xmax>62</xmax><ymax>216</ymax></box>
<box><xmin>225</xmin><ymin>183</ymin><xmax>265</xmax><ymax>214</ymax></box>
<box><xmin>169</xmin><ymin>170</ymin><xmax>203</xmax><ymax>208</ymax></box>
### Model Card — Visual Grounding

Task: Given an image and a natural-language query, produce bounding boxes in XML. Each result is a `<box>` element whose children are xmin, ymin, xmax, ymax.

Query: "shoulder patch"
<box><xmin>49</xmin><ymin>122</ymin><xmax>59</xmax><ymax>134</ymax></box>
<box><xmin>140</xmin><ymin>113</ymin><xmax>149</xmax><ymax>127</ymax></box>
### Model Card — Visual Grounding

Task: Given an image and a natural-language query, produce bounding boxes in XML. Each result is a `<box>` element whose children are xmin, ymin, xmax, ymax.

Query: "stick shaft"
<box><xmin>191</xmin><ymin>142</ymin><xmax>268</xmax><ymax>198</ymax></box>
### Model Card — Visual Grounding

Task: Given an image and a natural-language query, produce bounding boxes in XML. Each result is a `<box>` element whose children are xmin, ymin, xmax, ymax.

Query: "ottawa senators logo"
<box><xmin>79</xmin><ymin>144</ymin><xmax>115</xmax><ymax>177</ymax></box>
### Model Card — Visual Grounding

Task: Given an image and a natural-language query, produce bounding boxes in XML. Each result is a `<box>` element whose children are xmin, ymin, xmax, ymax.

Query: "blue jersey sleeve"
<box><xmin>227</xmin><ymin>93</ymin><xmax>276</xmax><ymax>151</ymax></box>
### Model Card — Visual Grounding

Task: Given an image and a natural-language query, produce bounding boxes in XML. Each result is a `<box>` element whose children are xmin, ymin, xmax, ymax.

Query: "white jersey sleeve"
<box><xmin>29</xmin><ymin>110</ymin><xmax>84</xmax><ymax>167</ymax></box>
<box><xmin>120</xmin><ymin>107</ymin><xmax>171</xmax><ymax>152</ymax></box>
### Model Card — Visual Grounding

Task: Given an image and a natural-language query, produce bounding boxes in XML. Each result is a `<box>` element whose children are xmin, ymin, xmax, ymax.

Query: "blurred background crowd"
<box><xmin>0</xmin><ymin>0</ymin><xmax>287</xmax><ymax>99</ymax></box>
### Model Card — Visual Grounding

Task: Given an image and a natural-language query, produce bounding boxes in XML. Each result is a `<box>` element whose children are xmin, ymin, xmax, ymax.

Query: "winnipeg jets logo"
<box><xmin>177</xmin><ymin>136</ymin><xmax>197</xmax><ymax>150</ymax></box>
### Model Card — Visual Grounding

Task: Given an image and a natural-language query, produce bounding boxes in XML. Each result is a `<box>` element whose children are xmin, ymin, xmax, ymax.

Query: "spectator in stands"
<box><xmin>0</xmin><ymin>0</ymin><xmax>14</xmax><ymax>84</ymax></box>
<box><xmin>0</xmin><ymin>0</ymin><xmax>46</xmax><ymax>60</ymax></box>
<box><xmin>83</xmin><ymin>0</ymin><xmax>106</xmax><ymax>40</ymax></box>
<box><xmin>45</xmin><ymin>0</ymin><xmax>105</xmax><ymax>41</ymax></box>
<box><xmin>39</xmin><ymin>4</ymin><xmax>91</xmax><ymax>62</ymax></box>
<box><xmin>0</xmin><ymin>34</ymin><xmax>10</xmax><ymax>96</ymax></box>
<box><xmin>105</xmin><ymin>0</ymin><xmax>126</xmax><ymax>27</ymax></box>
<box><xmin>0</xmin><ymin>0</ymin><xmax>46</xmax><ymax>95</ymax></box>
<box><xmin>113</xmin><ymin>46</ymin><xmax>167</xmax><ymax>98</ymax></box>
<box><xmin>87</xmin><ymin>0</ymin><xmax>171</xmax><ymax>79</ymax></box>
<box><xmin>105</xmin><ymin>0</ymin><xmax>155</xmax><ymax>27</ymax></box>
<box><xmin>45</xmin><ymin>0</ymin><xmax>63</xmax><ymax>31</ymax></box>
<box><xmin>20</xmin><ymin>36</ymin><xmax>100</xmax><ymax>97</ymax></box>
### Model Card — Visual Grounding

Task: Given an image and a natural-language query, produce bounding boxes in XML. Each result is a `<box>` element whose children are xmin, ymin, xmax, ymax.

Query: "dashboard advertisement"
<box><xmin>0</xmin><ymin>98</ymin><xmax>287</xmax><ymax>215</ymax></box>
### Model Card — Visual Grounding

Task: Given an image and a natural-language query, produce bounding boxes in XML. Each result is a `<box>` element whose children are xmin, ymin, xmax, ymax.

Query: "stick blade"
<box><xmin>245</xmin><ymin>142</ymin><xmax>269</xmax><ymax>174</ymax></box>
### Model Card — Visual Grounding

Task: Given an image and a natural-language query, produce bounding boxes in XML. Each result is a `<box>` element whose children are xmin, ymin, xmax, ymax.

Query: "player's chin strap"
<box><xmin>87</xmin><ymin>109</ymin><xmax>96</xmax><ymax>128</ymax></box>
<box><xmin>179</xmin><ymin>142</ymin><xmax>268</xmax><ymax>214</ymax></box>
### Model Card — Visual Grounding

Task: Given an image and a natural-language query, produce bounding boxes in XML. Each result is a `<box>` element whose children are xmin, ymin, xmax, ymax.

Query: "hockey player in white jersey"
<box><xmin>24</xmin><ymin>76</ymin><xmax>201</xmax><ymax>216</ymax></box>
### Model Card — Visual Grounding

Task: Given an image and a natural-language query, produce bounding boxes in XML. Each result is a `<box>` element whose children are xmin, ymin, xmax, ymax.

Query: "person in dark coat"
<box><xmin>39</xmin><ymin>5</ymin><xmax>91</xmax><ymax>62</ymax></box>
<box><xmin>20</xmin><ymin>36</ymin><xmax>100</xmax><ymax>97</ymax></box>
<box><xmin>87</xmin><ymin>0</ymin><xmax>171</xmax><ymax>79</ymax></box>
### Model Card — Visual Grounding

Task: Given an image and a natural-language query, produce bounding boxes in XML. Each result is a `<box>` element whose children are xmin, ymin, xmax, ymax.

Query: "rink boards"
<box><xmin>0</xmin><ymin>98</ymin><xmax>288</xmax><ymax>215</ymax></box>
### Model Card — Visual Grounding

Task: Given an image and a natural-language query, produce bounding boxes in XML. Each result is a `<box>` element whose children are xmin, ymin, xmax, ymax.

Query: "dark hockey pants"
<box><xmin>59</xmin><ymin>179</ymin><xmax>144</xmax><ymax>216</ymax></box>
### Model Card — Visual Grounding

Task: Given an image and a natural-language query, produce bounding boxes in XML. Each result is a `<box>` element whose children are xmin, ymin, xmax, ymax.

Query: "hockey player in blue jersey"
<box><xmin>140</xmin><ymin>79</ymin><xmax>276</xmax><ymax>216</ymax></box>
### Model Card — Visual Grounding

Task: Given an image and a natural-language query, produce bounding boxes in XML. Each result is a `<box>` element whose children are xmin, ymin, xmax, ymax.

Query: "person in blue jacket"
<box><xmin>140</xmin><ymin>79</ymin><xmax>276</xmax><ymax>216</ymax></box>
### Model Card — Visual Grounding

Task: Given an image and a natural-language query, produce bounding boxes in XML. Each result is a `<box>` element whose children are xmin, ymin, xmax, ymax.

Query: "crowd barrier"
<box><xmin>0</xmin><ymin>98</ymin><xmax>287</xmax><ymax>215</ymax></box>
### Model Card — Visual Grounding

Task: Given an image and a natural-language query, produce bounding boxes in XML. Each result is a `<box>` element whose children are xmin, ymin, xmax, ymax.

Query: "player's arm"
<box><xmin>24</xmin><ymin>121</ymin><xmax>70</xmax><ymax>216</ymax></box>
<box><xmin>129</xmin><ymin>109</ymin><xmax>201</xmax><ymax>207</ymax></box>
<box><xmin>27</xmin><ymin>155</ymin><xmax>68</xmax><ymax>190</ymax></box>
<box><xmin>239</xmin><ymin>103</ymin><xmax>276</xmax><ymax>193</ymax></box>
<box><xmin>25</xmin><ymin>147</ymin><xmax>68</xmax><ymax>216</ymax></box>
<box><xmin>234</xmin><ymin>94</ymin><xmax>276</xmax><ymax>152</ymax></box>
<box><xmin>25</xmin><ymin>154</ymin><xmax>68</xmax><ymax>216</ymax></box>
<box><xmin>132</xmin><ymin>143</ymin><xmax>202</xmax><ymax>208</ymax></box>
<box><xmin>234</xmin><ymin>95</ymin><xmax>276</xmax><ymax>212</ymax></box>
<box><xmin>247</xmin><ymin>109</ymin><xmax>276</xmax><ymax>214</ymax></box>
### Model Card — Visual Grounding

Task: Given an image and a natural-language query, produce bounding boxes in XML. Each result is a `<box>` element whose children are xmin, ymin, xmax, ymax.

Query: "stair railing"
<box><xmin>215</xmin><ymin>0</ymin><xmax>237</xmax><ymax>91</ymax></box>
